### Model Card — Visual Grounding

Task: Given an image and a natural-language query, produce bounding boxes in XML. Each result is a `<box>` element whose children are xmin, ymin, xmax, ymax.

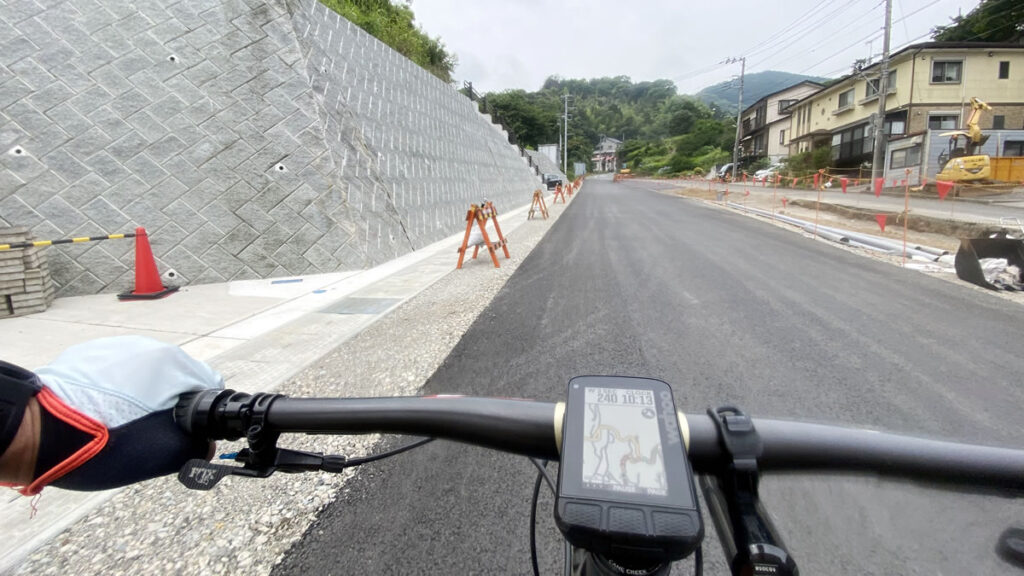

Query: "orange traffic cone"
<box><xmin>117</xmin><ymin>227</ymin><xmax>179</xmax><ymax>300</ymax></box>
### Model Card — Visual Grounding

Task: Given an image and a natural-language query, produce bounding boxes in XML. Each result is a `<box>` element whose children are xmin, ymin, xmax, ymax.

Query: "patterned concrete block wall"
<box><xmin>0</xmin><ymin>0</ymin><xmax>540</xmax><ymax>296</ymax></box>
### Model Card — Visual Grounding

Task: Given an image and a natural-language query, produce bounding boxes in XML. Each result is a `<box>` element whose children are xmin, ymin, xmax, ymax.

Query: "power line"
<box><xmin>798</xmin><ymin>29</ymin><xmax>888</xmax><ymax>74</ymax></box>
<box><xmin>746</xmin><ymin>0</ymin><xmax>874</xmax><ymax>72</ymax></box>
<box><xmin>739</xmin><ymin>0</ymin><xmax>838</xmax><ymax>58</ymax></box>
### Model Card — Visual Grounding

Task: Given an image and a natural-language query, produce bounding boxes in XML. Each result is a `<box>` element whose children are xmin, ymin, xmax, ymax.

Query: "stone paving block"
<box><xmin>236</xmin><ymin>200</ymin><xmax>275</xmax><ymax>233</ymax></box>
<box><xmin>14</xmin><ymin>170</ymin><xmax>65</xmax><ymax>208</ymax></box>
<box><xmin>149</xmin><ymin>221</ymin><xmax>188</xmax><ymax>258</ymax></box>
<box><xmin>103</xmin><ymin>174</ymin><xmax>147</xmax><ymax>208</ymax></box>
<box><xmin>106</xmin><ymin>129</ymin><xmax>149</xmax><ymax>162</ymax></box>
<box><xmin>163</xmin><ymin>245</ymin><xmax>205</xmax><ymax>280</ymax></box>
<box><xmin>55</xmin><ymin>270</ymin><xmax>103</xmax><ymax>297</ymax></box>
<box><xmin>237</xmin><ymin>243</ymin><xmax>275</xmax><ymax>276</ymax></box>
<box><xmin>125</xmin><ymin>109</ymin><xmax>168</xmax><ymax>143</ymax></box>
<box><xmin>122</xmin><ymin>197</ymin><xmax>169</xmax><ymax>231</ymax></box>
<box><xmin>147</xmin><ymin>94</ymin><xmax>189</xmax><ymax>124</ymax></box>
<box><xmin>179</xmin><ymin>221</ymin><xmax>226</xmax><ymax>257</ymax></box>
<box><xmin>85</xmin><ymin>104</ymin><xmax>131</xmax><ymax>140</ymax></box>
<box><xmin>161</xmin><ymin>199</ymin><xmax>204</xmax><ymax>233</ymax></box>
<box><xmin>35</xmin><ymin>195</ymin><xmax>85</xmax><ymax>234</ymax></box>
<box><xmin>58</xmin><ymin>172</ymin><xmax>106</xmax><ymax>208</ymax></box>
<box><xmin>199</xmin><ymin>200</ymin><xmax>242</xmax><ymax>234</ymax></box>
<box><xmin>123</xmin><ymin>153</ymin><xmax>168</xmax><ymax>186</ymax></box>
<box><xmin>81</xmin><ymin>196</ymin><xmax>129</xmax><ymax>232</ymax></box>
<box><xmin>145</xmin><ymin>134</ymin><xmax>188</xmax><ymax>164</ymax></box>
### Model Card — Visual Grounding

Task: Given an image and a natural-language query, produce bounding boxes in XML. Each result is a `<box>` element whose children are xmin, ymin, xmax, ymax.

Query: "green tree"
<box><xmin>321</xmin><ymin>0</ymin><xmax>457</xmax><ymax>82</ymax></box>
<box><xmin>932</xmin><ymin>0</ymin><xmax>1024</xmax><ymax>42</ymax></box>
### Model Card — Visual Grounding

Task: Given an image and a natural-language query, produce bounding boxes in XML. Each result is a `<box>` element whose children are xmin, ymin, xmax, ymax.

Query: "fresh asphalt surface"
<box><xmin>273</xmin><ymin>176</ymin><xmax>1024</xmax><ymax>575</ymax></box>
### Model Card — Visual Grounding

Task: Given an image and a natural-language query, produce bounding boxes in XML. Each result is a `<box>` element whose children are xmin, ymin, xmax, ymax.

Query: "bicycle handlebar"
<box><xmin>175</xmin><ymin>391</ymin><xmax>1024</xmax><ymax>492</ymax></box>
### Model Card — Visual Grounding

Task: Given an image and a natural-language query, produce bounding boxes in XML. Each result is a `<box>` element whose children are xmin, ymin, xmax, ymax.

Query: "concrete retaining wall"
<box><xmin>0</xmin><ymin>0</ymin><xmax>540</xmax><ymax>296</ymax></box>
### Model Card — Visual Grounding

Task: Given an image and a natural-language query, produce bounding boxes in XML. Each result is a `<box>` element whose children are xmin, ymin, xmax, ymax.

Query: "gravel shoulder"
<box><xmin>12</xmin><ymin>195</ymin><xmax>576</xmax><ymax>576</ymax></box>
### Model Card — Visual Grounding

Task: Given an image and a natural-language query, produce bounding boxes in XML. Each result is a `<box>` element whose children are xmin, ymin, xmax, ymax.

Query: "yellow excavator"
<box><xmin>937</xmin><ymin>97</ymin><xmax>992</xmax><ymax>182</ymax></box>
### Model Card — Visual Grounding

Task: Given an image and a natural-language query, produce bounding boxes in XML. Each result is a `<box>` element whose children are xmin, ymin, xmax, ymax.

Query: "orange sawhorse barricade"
<box><xmin>528</xmin><ymin>189</ymin><xmax>549</xmax><ymax>220</ymax></box>
<box><xmin>552</xmin><ymin>184</ymin><xmax>566</xmax><ymax>204</ymax></box>
<box><xmin>456</xmin><ymin>201</ymin><xmax>510</xmax><ymax>269</ymax></box>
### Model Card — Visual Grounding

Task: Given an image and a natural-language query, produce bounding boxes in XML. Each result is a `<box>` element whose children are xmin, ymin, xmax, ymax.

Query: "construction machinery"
<box><xmin>937</xmin><ymin>97</ymin><xmax>993</xmax><ymax>182</ymax></box>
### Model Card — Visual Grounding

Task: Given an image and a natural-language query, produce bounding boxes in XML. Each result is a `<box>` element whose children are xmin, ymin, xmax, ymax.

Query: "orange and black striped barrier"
<box><xmin>456</xmin><ymin>202</ymin><xmax>510</xmax><ymax>269</ymax></box>
<box><xmin>552</xmin><ymin>184</ymin><xmax>566</xmax><ymax>204</ymax></box>
<box><xmin>0</xmin><ymin>232</ymin><xmax>137</xmax><ymax>251</ymax></box>
<box><xmin>0</xmin><ymin>228</ymin><xmax>178</xmax><ymax>300</ymax></box>
<box><xmin>528</xmin><ymin>189</ymin><xmax>549</xmax><ymax>220</ymax></box>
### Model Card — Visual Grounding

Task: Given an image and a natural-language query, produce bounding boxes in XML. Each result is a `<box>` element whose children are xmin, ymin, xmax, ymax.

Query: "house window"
<box><xmin>865</xmin><ymin>70</ymin><xmax>896</xmax><ymax>98</ymax></box>
<box><xmin>884</xmin><ymin>118</ymin><xmax>906</xmax><ymax>136</ymax></box>
<box><xmin>838</xmin><ymin>89</ymin><xmax>854</xmax><ymax>110</ymax></box>
<box><xmin>999</xmin><ymin>61</ymin><xmax>1010</xmax><ymax>79</ymax></box>
<box><xmin>890</xmin><ymin>145</ymin><xmax>922</xmax><ymax>169</ymax></box>
<box><xmin>993</xmin><ymin>115</ymin><xmax>1005</xmax><ymax>130</ymax></box>
<box><xmin>1004</xmin><ymin>141</ymin><xmax>1024</xmax><ymax>156</ymax></box>
<box><xmin>778</xmin><ymin>99</ymin><xmax>797</xmax><ymax>114</ymax></box>
<box><xmin>928</xmin><ymin>114</ymin><xmax>959</xmax><ymax>130</ymax></box>
<box><xmin>779</xmin><ymin>130</ymin><xmax>786</xmax><ymax>145</ymax></box>
<box><xmin>831</xmin><ymin>124</ymin><xmax>872</xmax><ymax>161</ymax></box>
<box><xmin>931</xmin><ymin>60</ymin><xmax>962</xmax><ymax>83</ymax></box>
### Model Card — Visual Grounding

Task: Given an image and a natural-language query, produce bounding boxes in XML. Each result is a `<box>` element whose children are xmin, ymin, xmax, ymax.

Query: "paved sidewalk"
<box><xmin>0</xmin><ymin>192</ymin><xmax>572</xmax><ymax>574</ymax></box>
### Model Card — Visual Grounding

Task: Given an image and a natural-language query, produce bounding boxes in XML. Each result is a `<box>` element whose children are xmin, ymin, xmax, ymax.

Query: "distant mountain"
<box><xmin>694</xmin><ymin>71</ymin><xmax>828</xmax><ymax>115</ymax></box>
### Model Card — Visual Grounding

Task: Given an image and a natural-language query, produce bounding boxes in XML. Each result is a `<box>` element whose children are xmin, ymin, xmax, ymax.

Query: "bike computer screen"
<box><xmin>555</xmin><ymin>376</ymin><xmax>703</xmax><ymax>566</ymax></box>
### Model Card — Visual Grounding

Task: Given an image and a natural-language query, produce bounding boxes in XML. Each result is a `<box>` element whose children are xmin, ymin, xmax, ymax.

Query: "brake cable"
<box><xmin>177</xmin><ymin>393</ymin><xmax>436</xmax><ymax>490</ymax></box>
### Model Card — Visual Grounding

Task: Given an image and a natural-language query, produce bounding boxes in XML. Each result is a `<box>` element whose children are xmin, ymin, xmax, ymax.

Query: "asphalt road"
<box><xmin>273</xmin><ymin>175</ymin><xmax>1024</xmax><ymax>575</ymax></box>
<box><xmin>707</xmin><ymin>178</ymin><xmax>1024</xmax><ymax>224</ymax></box>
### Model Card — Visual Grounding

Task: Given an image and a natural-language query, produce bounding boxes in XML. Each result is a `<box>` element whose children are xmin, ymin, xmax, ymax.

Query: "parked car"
<box><xmin>717</xmin><ymin>163</ymin><xmax>736</xmax><ymax>180</ymax></box>
<box><xmin>754</xmin><ymin>163</ymin><xmax>784</xmax><ymax>180</ymax></box>
<box><xmin>544</xmin><ymin>174</ymin><xmax>563</xmax><ymax>190</ymax></box>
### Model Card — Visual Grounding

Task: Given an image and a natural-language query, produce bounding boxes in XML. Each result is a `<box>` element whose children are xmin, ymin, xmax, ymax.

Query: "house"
<box><xmin>592</xmin><ymin>136</ymin><xmax>622</xmax><ymax>172</ymax></box>
<box><xmin>787</xmin><ymin>42</ymin><xmax>1024</xmax><ymax>179</ymax></box>
<box><xmin>738</xmin><ymin>80</ymin><xmax>823</xmax><ymax>164</ymax></box>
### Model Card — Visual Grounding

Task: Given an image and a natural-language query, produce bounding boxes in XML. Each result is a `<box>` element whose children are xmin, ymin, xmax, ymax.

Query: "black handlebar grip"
<box><xmin>173</xmin><ymin>392</ymin><xmax>201</xmax><ymax>435</ymax></box>
<box><xmin>173</xmin><ymin>389</ymin><xmax>252</xmax><ymax>440</ymax></box>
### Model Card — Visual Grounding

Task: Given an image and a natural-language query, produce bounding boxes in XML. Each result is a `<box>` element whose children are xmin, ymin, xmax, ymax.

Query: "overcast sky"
<box><xmin>411</xmin><ymin>0</ymin><xmax>981</xmax><ymax>95</ymax></box>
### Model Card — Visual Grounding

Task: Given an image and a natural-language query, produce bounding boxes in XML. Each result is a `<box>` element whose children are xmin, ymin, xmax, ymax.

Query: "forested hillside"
<box><xmin>694</xmin><ymin>71</ymin><xmax>827</xmax><ymax>115</ymax></box>
<box><xmin>483</xmin><ymin>76</ymin><xmax>752</xmax><ymax>177</ymax></box>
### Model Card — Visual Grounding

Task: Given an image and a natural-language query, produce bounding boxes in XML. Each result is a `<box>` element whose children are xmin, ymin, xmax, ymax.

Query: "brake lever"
<box><xmin>177</xmin><ymin>448</ymin><xmax>349</xmax><ymax>491</ymax></box>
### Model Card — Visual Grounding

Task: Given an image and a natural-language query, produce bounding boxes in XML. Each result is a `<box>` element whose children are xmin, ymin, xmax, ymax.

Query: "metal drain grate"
<box><xmin>321</xmin><ymin>297</ymin><xmax>401</xmax><ymax>315</ymax></box>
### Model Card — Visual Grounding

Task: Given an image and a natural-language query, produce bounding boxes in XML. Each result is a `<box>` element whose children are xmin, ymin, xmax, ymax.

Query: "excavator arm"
<box><xmin>965</xmin><ymin>97</ymin><xmax>992</xmax><ymax>146</ymax></box>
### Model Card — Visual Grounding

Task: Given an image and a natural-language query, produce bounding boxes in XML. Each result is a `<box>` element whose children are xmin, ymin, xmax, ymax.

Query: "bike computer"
<box><xmin>555</xmin><ymin>376</ymin><xmax>703</xmax><ymax>567</ymax></box>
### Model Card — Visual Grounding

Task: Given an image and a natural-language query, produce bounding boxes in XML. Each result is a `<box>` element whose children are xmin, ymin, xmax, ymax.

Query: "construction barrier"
<box><xmin>456</xmin><ymin>202</ymin><xmax>510</xmax><ymax>269</ymax></box>
<box><xmin>552</xmin><ymin>184</ymin><xmax>566</xmax><ymax>204</ymax></box>
<box><xmin>528</xmin><ymin>189</ymin><xmax>549</xmax><ymax>220</ymax></box>
<box><xmin>0</xmin><ymin>227</ymin><xmax>177</xmax><ymax>303</ymax></box>
<box><xmin>0</xmin><ymin>231</ymin><xmax>137</xmax><ymax>251</ymax></box>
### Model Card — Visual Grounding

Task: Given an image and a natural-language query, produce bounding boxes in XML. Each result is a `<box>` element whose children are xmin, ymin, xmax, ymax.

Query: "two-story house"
<box><xmin>739</xmin><ymin>81</ymin><xmax>823</xmax><ymax>164</ymax></box>
<box><xmin>787</xmin><ymin>42</ymin><xmax>1024</xmax><ymax>179</ymax></box>
<box><xmin>592</xmin><ymin>136</ymin><xmax>622</xmax><ymax>172</ymax></box>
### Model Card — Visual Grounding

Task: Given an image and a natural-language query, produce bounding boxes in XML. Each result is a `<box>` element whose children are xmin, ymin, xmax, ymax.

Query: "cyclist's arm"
<box><xmin>1</xmin><ymin>336</ymin><xmax>224</xmax><ymax>496</ymax></box>
<box><xmin>0</xmin><ymin>396</ymin><xmax>40</xmax><ymax>485</ymax></box>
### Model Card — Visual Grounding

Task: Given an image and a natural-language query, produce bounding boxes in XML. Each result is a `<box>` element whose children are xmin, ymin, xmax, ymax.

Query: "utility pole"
<box><xmin>724</xmin><ymin>57</ymin><xmax>746</xmax><ymax>181</ymax></box>
<box><xmin>870</xmin><ymin>0</ymin><xmax>893</xmax><ymax>182</ymax></box>
<box><xmin>561</xmin><ymin>93</ymin><xmax>572</xmax><ymax>174</ymax></box>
